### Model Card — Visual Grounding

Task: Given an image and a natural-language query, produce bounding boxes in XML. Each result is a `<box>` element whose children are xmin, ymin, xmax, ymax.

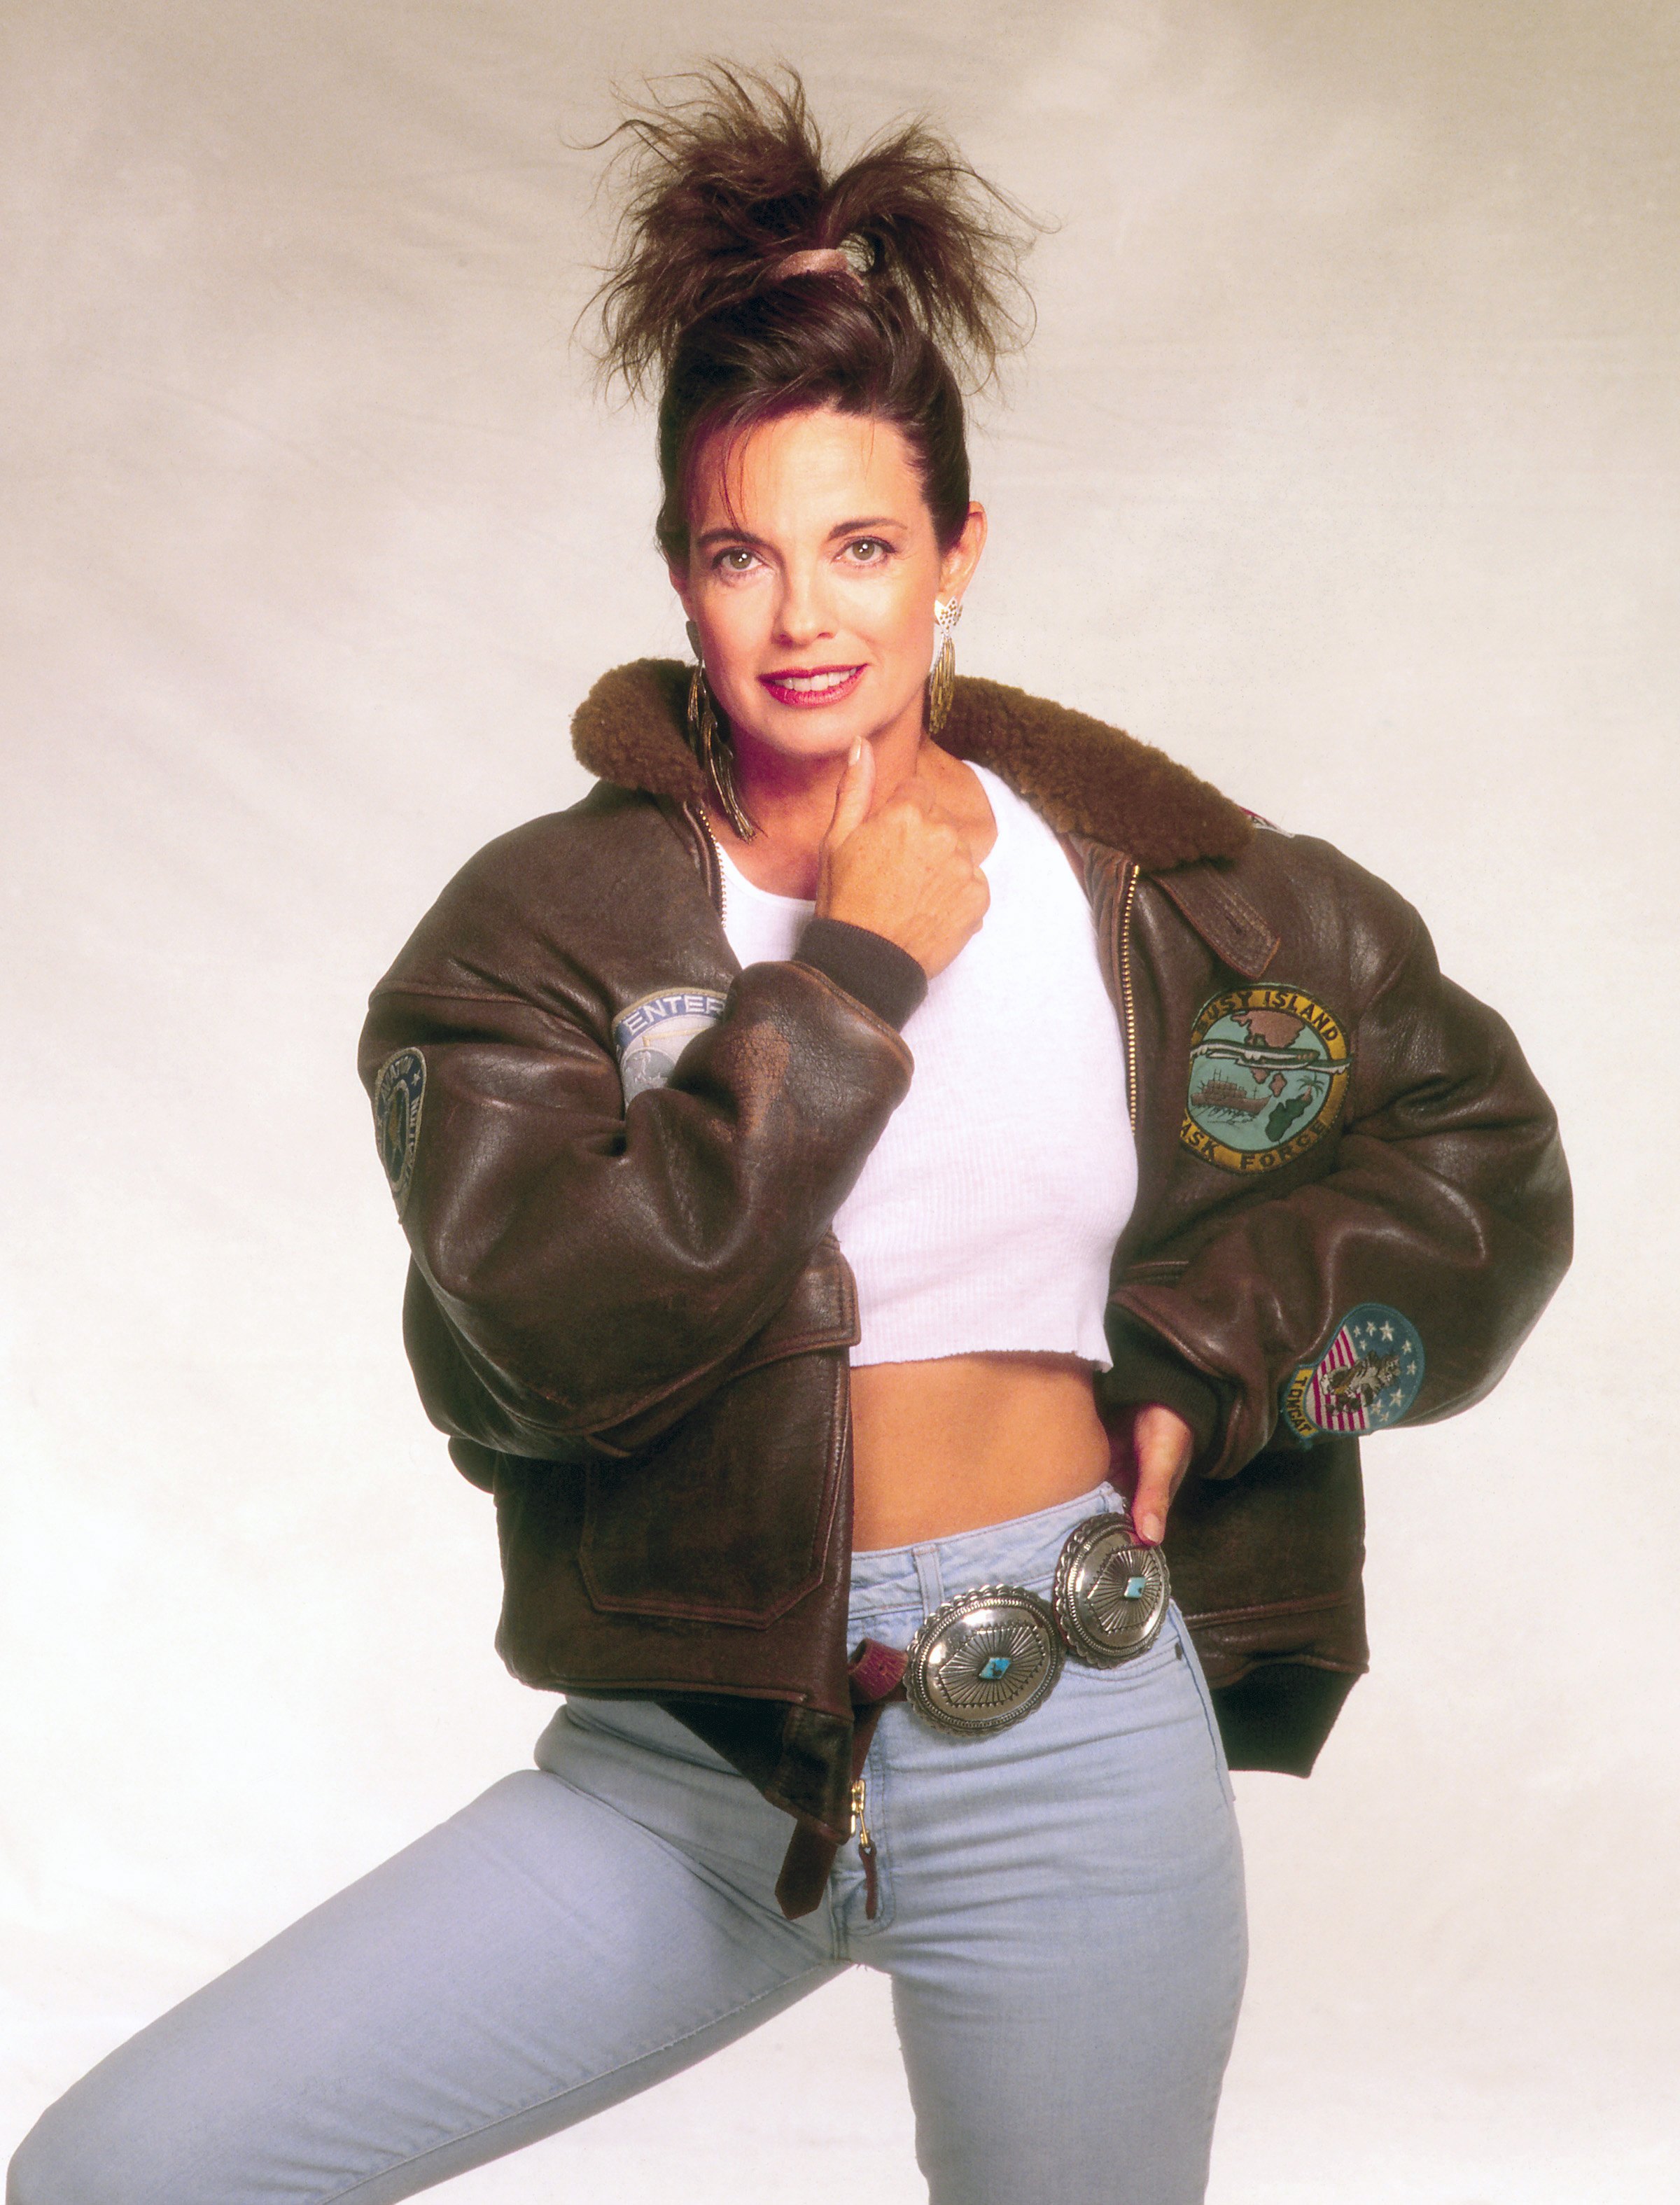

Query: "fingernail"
<box><xmin>848</xmin><ymin>738</ymin><xmax>862</xmax><ymax>764</ymax></box>
<box><xmin>1137</xmin><ymin>1514</ymin><xmax>1162</xmax><ymax>1546</ymax></box>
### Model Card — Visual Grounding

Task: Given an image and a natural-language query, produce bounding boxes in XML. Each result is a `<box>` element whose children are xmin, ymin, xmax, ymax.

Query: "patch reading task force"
<box><xmin>1281</xmin><ymin>1303</ymin><xmax>1426</xmax><ymax>1441</ymax></box>
<box><xmin>1180</xmin><ymin>984</ymin><xmax>1350</xmax><ymax>1173</ymax></box>
<box><xmin>613</xmin><ymin>988</ymin><xmax>727</xmax><ymax>1101</ymax></box>
<box><xmin>372</xmin><ymin>1048</ymin><xmax>426</xmax><ymax>1215</ymax></box>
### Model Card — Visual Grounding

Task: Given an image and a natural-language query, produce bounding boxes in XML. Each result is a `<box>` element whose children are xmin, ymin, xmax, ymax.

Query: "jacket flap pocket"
<box><xmin>579</xmin><ymin>1346</ymin><xmax>848</xmax><ymax>1627</ymax></box>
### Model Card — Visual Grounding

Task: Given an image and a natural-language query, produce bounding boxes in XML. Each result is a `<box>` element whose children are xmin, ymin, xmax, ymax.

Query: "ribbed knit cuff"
<box><xmin>1101</xmin><ymin>1315</ymin><xmax>1231</xmax><ymax>1470</ymax></box>
<box><xmin>794</xmin><ymin>918</ymin><xmax>928</xmax><ymax>1032</ymax></box>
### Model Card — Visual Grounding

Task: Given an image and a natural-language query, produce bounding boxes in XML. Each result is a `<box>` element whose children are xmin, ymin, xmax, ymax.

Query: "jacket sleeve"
<box><xmin>1112</xmin><ymin>900</ymin><xmax>1572</xmax><ymax>1479</ymax></box>
<box><xmin>359</xmin><ymin>959</ymin><xmax>912</xmax><ymax>1459</ymax></box>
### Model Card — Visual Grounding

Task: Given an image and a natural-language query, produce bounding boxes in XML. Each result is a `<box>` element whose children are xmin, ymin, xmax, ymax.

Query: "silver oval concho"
<box><xmin>904</xmin><ymin>1586</ymin><xmax>1065</xmax><ymax>1736</ymax></box>
<box><xmin>1052</xmin><ymin>1513</ymin><xmax>1170</xmax><ymax>1667</ymax></box>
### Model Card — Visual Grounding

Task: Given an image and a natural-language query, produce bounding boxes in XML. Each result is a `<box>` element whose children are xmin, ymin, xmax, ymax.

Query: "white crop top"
<box><xmin>716</xmin><ymin>763</ymin><xmax>1136</xmax><ymax>1368</ymax></box>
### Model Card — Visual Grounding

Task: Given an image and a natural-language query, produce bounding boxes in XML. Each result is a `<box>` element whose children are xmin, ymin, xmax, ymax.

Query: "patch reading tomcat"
<box><xmin>1181</xmin><ymin>984</ymin><xmax>1351</xmax><ymax>1173</ymax></box>
<box><xmin>1282</xmin><ymin>1303</ymin><xmax>1425</xmax><ymax>1441</ymax></box>
<box><xmin>613</xmin><ymin>988</ymin><xmax>727</xmax><ymax>1101</ymax></box>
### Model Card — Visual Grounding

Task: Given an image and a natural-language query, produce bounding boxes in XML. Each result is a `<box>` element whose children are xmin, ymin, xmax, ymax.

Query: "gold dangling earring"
<box><xmin>927</xmin><ymin>597</ymin><xmax>962</xmax><ymax>738</ymax></box>
<box><xmin>685</xmin><ymin>622</ymin><xmax>754</xmax><ymax>840</ymax></box>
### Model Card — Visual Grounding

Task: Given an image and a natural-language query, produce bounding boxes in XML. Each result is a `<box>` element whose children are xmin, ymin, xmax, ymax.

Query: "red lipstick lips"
<box><xmin>757</xmin><ymin>664</ymin><xmax>864</xmax><ymax>709</ymax></box>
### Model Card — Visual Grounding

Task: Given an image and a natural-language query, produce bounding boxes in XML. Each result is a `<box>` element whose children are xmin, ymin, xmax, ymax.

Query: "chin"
<box><xmin>732</xmin><ymin>711</ymin><xmax>859</xmax><ymax>766</ymax></box>
<box><xmin>727</xmin><ymin>688</ymin><xmax>861</xmax><ymax>750</ymax></box>
<box><xmin>741</xmin><ymin>682</ymin><xmax>920</xmax><ymax>759</ymax></box>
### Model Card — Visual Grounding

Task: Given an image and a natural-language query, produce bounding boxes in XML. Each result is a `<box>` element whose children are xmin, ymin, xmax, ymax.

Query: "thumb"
<box><xmin>825</xmin><ymin>737</ymin><xmax>875</xmax><ymax>849</ymax></box>
<box><xmin>1131</xmin><ymin>1403</ymin><xmax>1194</xmax><ymax>1547</ymax></box>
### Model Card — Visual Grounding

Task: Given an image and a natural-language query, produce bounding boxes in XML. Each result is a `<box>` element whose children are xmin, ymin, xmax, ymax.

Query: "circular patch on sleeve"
<box><xmin>1180</xmin><ymin>983</ymin><xmax>1351</xmax><ymax>1173</ymax></box>
<box><xmin>1281</xmin><ymin>1303</ymin><xmax>1425</xmax><ymax>1441</ymax></box>
<box><xmin>373</xmin><ymin>1049</ymin><xmax>426</xmax><ymax>1216</ymax></box>
<box><xmin>612</xmin><ymin>988</ymin><xmax>727</xmax><ymax>1102</ymax></box>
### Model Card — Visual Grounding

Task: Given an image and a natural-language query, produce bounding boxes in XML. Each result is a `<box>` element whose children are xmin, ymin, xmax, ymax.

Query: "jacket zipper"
<box><xmin>682</xmin><ymin>799</ymin><xmax>727</xmax><ymax>924</ymax></box>
<box><xmin>1117</xmin><ymin>860</ymin><xmax>1140</xmax><ymax>1135</ymax></box>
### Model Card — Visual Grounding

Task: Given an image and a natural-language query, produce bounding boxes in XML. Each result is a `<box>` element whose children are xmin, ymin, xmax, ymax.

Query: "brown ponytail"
<box><xmin>586</xmin><ymin>66</ymin><xmax>1041</xmax><ymax>560</ymax></box>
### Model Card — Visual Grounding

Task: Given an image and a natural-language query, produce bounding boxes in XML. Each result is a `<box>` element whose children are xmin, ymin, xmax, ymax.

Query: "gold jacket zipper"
<box><xmin>1117</xmin><ymin>860</ymin><xmax>1140</xmax><ymax>1135</ymax></box>
<box><xmin>682</xmin><ymin>799</ymin><xmax>727</xmax><ymax>925</ymax></box>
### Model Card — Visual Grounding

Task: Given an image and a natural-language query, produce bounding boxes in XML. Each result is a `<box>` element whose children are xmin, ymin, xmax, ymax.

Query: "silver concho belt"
<box><xmin>902</xmin><ymin>1511</ymin><xmax>1171</xmax><ymax>1737</ymax></box>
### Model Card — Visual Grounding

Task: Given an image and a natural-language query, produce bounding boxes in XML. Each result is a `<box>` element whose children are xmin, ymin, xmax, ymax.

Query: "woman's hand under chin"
<box><xmin>816</xmin><ymin>736</ymin><xmax>990</xmax><ymax>979</ymax></box>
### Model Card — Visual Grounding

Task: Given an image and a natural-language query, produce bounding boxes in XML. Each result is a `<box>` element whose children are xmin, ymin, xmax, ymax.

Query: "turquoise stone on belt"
<box><xmin>904</xmin><ymin>1586</ymin><xmax>1066</xmax><ymax>1733</ymax></box>
<box><xmin>1051</xmin><ymin>1514</ymin><xmax>1172</xmax><ymax>1668</ymax></box>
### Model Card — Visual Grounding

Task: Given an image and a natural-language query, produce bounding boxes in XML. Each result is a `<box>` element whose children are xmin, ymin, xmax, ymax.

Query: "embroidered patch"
<box><xmin>1180</xmin><ymin>983</ymin><xmax>1351</xmax><ymax>1173</ymax></box>
<box><xmin>613</xmin><ymin>988</ymin><xmax>727</xmax><ymax>1102</ymax></box>
<box><xmin>372</xmin><ymin>1049</ymin><xmax>425</xmax><ymax>1215</ymax></box>
<box><xmin>1282</xmin><ymin>1304</ymin><xmax>1425</xmax><ymax>1441</ymax></box>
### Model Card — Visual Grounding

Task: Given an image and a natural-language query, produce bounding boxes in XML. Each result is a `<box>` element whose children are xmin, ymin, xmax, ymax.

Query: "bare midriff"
<box><xmin>849</xmin><ymin>1352</ymin><xmax>1112</xmax><ymax>1551</ymax></box>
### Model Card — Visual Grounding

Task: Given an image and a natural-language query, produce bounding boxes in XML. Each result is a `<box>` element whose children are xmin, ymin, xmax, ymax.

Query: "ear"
<box><xmin>666</xmin><ymin>561</ymin><xmax>695</xmax><ymax>623</ymax></box>
<box><xmin>938</xmin><ymin>503</ymin><xmax>988</xmax><ymax>606</ymax></box>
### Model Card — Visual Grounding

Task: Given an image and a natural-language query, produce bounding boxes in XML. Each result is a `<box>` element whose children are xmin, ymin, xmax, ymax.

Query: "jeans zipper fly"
<box><xmin>850</xmin><ymin>1775</ymin><xmax>880</xmax><ymax>1919</ymax></box>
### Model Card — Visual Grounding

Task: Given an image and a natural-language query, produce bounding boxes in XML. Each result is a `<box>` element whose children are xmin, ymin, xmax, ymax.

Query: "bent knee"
<box><xmin>8</xmin><ymin>2073</ymin><xmax>192</xmax><ymax>2205</ymax></box>
<box><xmin>9</xmin><ymin>2106</ymin><xmax>96</xmax><ymax>2205</ymax></box>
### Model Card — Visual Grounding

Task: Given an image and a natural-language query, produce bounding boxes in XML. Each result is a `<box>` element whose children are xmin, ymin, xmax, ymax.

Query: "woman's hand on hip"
<box><xmin>1131</xmin><ymin>1403</ymin><xmax>1195</xmax><ymax>1546</ymax></box>
<box><xmin>816</xmin><ymin>738</ymin><xmax>989</xmax><ymax>979</ymax></box>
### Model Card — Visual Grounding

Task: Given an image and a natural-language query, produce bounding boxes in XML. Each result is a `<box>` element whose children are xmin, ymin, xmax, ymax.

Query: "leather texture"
<box><xmin>359</xmin><ymin>669</ymin><xmax>1572</xmax><ymax>1840</ymax></box>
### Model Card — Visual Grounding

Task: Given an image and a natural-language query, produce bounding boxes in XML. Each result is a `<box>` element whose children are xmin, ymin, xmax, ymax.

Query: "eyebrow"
<box><xmin>693</xmin><ymin>515</ymin><xmax>906</xmax><ymax>550</ymax></box>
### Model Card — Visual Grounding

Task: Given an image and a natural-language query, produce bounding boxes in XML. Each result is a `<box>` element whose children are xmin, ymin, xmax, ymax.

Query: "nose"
<box><xmin>771</xmin><ymin>563</ymin><xmax>834</xmax><ymax>650</ymax></box>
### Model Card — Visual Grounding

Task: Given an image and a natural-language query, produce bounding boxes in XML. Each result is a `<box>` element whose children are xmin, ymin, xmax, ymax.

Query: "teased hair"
<box><xmin>584</xmin><ymin>64</ymin><xmax>1042</xmax><ymax>559</ymax></box>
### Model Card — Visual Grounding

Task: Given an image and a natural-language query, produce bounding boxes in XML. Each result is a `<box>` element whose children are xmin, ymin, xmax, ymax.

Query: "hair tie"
<box><xmin>771</xmin><ymin>246</ymin><xmax>861</xmax><ymax>283</ymax></box>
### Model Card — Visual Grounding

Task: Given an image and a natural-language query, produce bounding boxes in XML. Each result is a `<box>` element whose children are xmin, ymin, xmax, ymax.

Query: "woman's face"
<box><xmin>670</xmin><ymin>405</ymin><xmax>985</xmax><ymax>771</ymax></box>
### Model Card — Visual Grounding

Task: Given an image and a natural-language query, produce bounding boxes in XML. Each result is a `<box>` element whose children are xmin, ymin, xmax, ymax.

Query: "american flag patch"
<box><xmin>1281</xmin><ymin>1303</ymin><xmax>1424</xmax><ymax>1441</ymax></box>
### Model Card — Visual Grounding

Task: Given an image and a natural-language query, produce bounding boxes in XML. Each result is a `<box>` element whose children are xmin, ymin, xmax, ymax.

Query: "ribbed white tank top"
<box><xmin>716</xmin><ymin>763</ymin><xmax>1135</xmax><ymax>1368</ymax></box>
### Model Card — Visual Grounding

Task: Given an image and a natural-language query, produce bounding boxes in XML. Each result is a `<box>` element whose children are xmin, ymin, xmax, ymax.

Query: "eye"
<box><xmin>710</xmin><ymin>545</ymin><xmax>760</xmax><ymax>575</ymax></box>
<box><xmin>843</xmin><ymin>538</ymin><xmax>892</xmax><ymax>565</ymax></box>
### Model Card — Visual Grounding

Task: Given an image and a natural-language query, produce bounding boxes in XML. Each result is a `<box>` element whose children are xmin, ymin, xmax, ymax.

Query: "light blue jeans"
<box><xmin>10</xmin><ymin>1485</ymin><xmax>1246</xmax><ymax>2205</ymax></box>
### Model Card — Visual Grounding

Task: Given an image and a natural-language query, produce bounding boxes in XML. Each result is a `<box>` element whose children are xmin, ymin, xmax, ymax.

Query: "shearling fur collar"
<box><xmin>571</xmin><ymin>659</ymin><xmax>1251</xmax><ymax>873</ymax></box>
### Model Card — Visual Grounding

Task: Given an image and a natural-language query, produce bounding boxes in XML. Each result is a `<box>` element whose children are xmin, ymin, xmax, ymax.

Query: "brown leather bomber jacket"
<box><xmin>358</xmin><ymin>662</ymin><xmax>1571</xmax><ymax>1851</ymax></box>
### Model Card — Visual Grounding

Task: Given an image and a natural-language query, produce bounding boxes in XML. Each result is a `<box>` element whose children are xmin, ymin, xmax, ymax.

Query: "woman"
<box><xmin>10</xmin><ymin>67</ymin><xmax>1569</xmax><ymax>2205</ymax></box>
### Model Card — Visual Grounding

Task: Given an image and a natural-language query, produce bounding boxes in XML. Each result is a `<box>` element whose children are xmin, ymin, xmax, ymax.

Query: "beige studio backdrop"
<box><xmin>4</xmin><ymin>2</ymin><xmax>1676</xmax><ymax>2198</ymax></box>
